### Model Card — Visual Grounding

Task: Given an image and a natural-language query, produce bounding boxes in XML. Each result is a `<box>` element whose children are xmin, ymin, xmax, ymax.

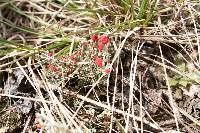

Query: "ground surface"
<box><xmin>0</xmin><ymin>0</ymin><xmax>200</xmax><ymax>133</ymax></box>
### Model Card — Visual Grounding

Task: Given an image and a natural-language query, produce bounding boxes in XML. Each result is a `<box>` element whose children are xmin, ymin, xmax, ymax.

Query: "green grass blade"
<box><xmin>138</xmin><ymin>0</ymin><xmax>149</xmax><ymax>19</ymax></box>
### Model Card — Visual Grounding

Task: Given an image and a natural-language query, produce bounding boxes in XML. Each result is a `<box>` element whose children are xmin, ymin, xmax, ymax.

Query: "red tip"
<box><xmin>100</xmin><ymin>35</ymin><xmax>108</xmax><ymax>44</ymax></box>
<box><xmin>91</xmin><ymin>34</ymin><xmax>98</xmax><ymax>42</ymax></box>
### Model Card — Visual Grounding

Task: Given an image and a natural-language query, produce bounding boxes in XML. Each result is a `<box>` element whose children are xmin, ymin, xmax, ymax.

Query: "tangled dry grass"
<box><xmin>0</xmin><ymin>0</ymin><xmax>200</xmax><ymax>132</ymax></box>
